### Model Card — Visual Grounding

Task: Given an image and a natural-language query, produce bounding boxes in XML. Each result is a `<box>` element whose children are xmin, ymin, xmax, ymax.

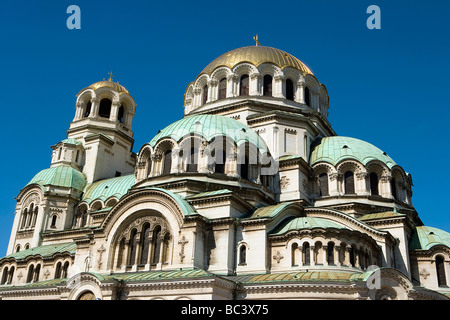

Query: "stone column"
<box><xmin>310</xmin><ymin>245</ymin><xmax>315</xmax><ymax>266</ymax></box>
<box><xmin>110</xmin><ymin>100</ymin><xmax>120</xmax><ymax>122</ymax></box>
<box><xmin>322</xmin><ymin>245</ymin><xmax>328</xmax><ymax>266</ymax></box>
<box><xmin>227</xmin><ymin>74</ymin><xmax>237</xmax><ymax>98</ymax></box>
<box><xmin>274</xmin><ymin>75</ymin><xmax>285</xmax><ymax>98</ymax></box>
<box><xmin>335</xmin><ymin>246</ymin><xmax>341</xmax><ymax>266</ymax></box>
<box><xmin>250</xmin><ymin>73</ymin><xmax>262</xmax><ymax>96</ymax></box>
<box><xmin>89</xmin><ymin>98</ymin><xmax>99</xmax><ymax>118</ymax></box>
<box><xmin>295</xmin><ymin>79</ymin><xmax>305</xmax><ymax>104</ymax></box>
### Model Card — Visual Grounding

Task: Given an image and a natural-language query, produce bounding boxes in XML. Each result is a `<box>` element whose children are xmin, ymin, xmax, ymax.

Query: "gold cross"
<box><xmin>108</xmin><ymin>71</ymin><xmax>114</xmax><ymax>81</ymax></box>
<box><xmin>253</xmin><ymin>34</ymin><xmax>261</xmax><ymax>46</ymax></box>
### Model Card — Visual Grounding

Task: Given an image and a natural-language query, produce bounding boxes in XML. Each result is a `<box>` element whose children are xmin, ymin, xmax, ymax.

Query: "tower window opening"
<box><xmin>118</xmin><ymin>105</ymin><xmax>125</xmax><ymax>123</ymax></box>
<box><xmin>370</xmin><ymin>172</ymin><xmax>379</xmax><ymax>196</ymax></box>
<box><xmin>286</xmin><ymin>79</ymin><xmax>294</xmax><ymax>100</ymax></box>
<box><xmin>239</xmin><ymin>74</ymin><xmax>249</xmax><ymax>96</ymax></box>
<box><xmin>305</xmin><ymin>86</ymin><xmax>310</xmax><ymax>106</ymax></box>
<box><xmin>84</xmin><ymin>101</ymin><xmax>91</xmax><ymax>117</ymax></box>
<box><xmin>99</xmin><ymin>98</ymin><xmax>112</xmax><ymax>118</ymax></box>
<box><xmin>263</xmin><ymin>75</ymin><xmax>272</xmax><ymax>97</ymax></box>
<box><xmin>202</xmin><ymin>85</ymin><xmax>208</xmax><ymax>105</ymax></box>
<box><xmin>344</xmin><ymin>171</ymin><xmax>355</xmax><ymax>194</ymax></box>
<box><xmin>218</xmin><ymin>78</ymin><xmax>227</xmax><ymax>99</ymax></box>
<box><xmin>163</xmin><ymin>150</ymin><xmax>172</xmax><ymax>175</ymax></box>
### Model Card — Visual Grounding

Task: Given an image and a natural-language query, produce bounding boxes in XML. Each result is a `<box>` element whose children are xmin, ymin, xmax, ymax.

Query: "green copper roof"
<box><xmin>149</xmin><ymin>114</ymin><xmax>268</xmax><ymax>153</ymax></box>
<box><xmin>27</xmin><ymin>165</ymin><xmax>87</xmax><ymax>192</ymax></box>
<box><xmin>1</xmin><ymin>242</ymin><xmax>76</xmax><ymax>261</ymax></box>
<box><xmin>82</xmin><ymin>174</ymin><xmax>135</xmax><ymax>204</ymax></box>
<box><xmin>248</xmin><ymin>202</ymin><xmax>295</xmax><ymax>219</ymax></box>
<box><xmin>271</xmin><ymin>217</ymin><xmax>347</xmax><ymax>235</ymax></box>
<box><xmin>410</xmin><ymin>226</ymin><xmax>450</xmax><ymax>250</ymax></box>
<box><xmin>310</xmin><ymin>136</ymin><xmax>396</xmax><ymax>169</ymax></box>
<box><xmin>240</xmin><ymin>270</ymin><xmax>361</xmax><ymax>284</ymax></box>
<box><xmin>60</xmin><ymin>138</ymin><xmax>82</xmax><ymax>145</ymax></box>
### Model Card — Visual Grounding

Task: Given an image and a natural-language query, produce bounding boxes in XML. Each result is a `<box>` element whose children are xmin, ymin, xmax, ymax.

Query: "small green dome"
<box><xmin>82</xmin><ymin>174</ymin><xmax>135</xmax><ymax>204</ymax></box>
<box><xmin>28</xmin><ymin>165</ymin><xmax>87</xmax><ymax>192</ymax></box>
<box><xmin>271</xmin><ymin>217</ymin><xmax>347</xmax><ymax>235</ymax></box>
<box><xmin>149</xmin><ymin>114</ymin><xmax>268</xmax><ymax>153</ymax></box>
<box><xmin>410</xmin><ymin>226</ymin><xmax>450</xmax><ymax>250</ymax></box>
<box><xmin>310</xmin><ymin>136</ymin><xmax>396</xmax><ymax>169</ymax></box>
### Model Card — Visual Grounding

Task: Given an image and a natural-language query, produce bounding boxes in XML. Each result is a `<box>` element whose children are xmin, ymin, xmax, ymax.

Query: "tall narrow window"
<box><xmin>370</xmin><ymin>172</ymin><xmax>379</xmax><ymax>195</ymax></box>
<box><xmin>286</xmin><ymin>79</ymin><xmax>294</xmax><ymax>100</ymax></box>
<box><xmin>1</xmin><ymin>267</ymin><xmax>8</xmax><ymax>285</ymax></box>
<box><xmin>239</xmin><ymin>245</ymin><xmax>247</xmax><ymax>265</ymax></box>
<box><xmin>118</xmin><ymin>106</ymin><xmax>125</xmax><ymax>123</ymax></box>
<box><xmin>305</xmin><ymin>86</ymin><xmax>310</xmax><ymax>106</ymax></box>
<box><xmin>391</xmin><ymin>178</ymin><xmax>397</xmax><ymax>200</ymax></box>
<box><xmin>34</xmin><ymin>264</ymin><xmax>41</xmax><ymax>282</ymax></box>
<box><xmin>218</xmin><ymin>78</ymin><xmax>227</xmax><ymax>99</ymax></box>
<box><xmin>319</xmin><ymin>173</ymin><xmax>329</xmax><ymax>196</ymax></box>
<box><xmin>291</xmin><ymin>243</ymin><xmax>299</xmax><ymax>266</ymax></box>
<box><xmin>240</xmin><ymin>155</ymin><xmax>249</xmax><ymax>180</ymax></box>
<box><xmin>202</xmin><ymin>85</ymin><xmax>208</xmax><ymax>105</ymax></box>
<box><xmin>50</xmin><ymin>215</ymin><xmax>57</xmax><ymax>228</ymax></box>
<box><xmin>152</xmin><ymin>226</ymin><xmax>162</xmax><ymax>264</ymax></box>
<box><xmin>128</xmin><ymin>229</ymin><xmax>138</xmax><ymax>266</ymax></box>
<box><xmin>186</xmin><ymin>146</ymin><xmax>198</xmax><ymax>172</ymax></box>
<box><xmin>7</xmin><ymin>267</ymin><xmax>14</xmax><ymax>284</ymax></box>
<box><xmin>140</xmin><ymin>224</ymin><xmax>151</xmax><ymax>265</ymax></box>
<box><xmin>214</xmin><ymin>149</ymin><xmax>226</xmax><ymax>174</ymax></box>
<box><xmin>55</xmin><ymin>262</ymin><xmax>62</xmax><ymax>279</ymax></box>
<box><xmin>239</xmin><ymin>74</ymin><xmax>249</xmax><ymax>96</ymax></box>
<box><xmin>26</xmin><ymin>265</ymin><xmax>34</xmax><ymax>283</ymax></box>
<box><xmin>263</xmin><ymin>75</ymin><xmax>272</xmax><ymax>97</ymax></box>
<box><xmin>84</xmin><ymin>101</ymin><xmax>91</xmax><ymax>117</ymax></box>
<box><xmin>344</xmin><ymin>171</ymin><xmax>355</xmax><ymax>194</ymax></box>
<box><xmin>62</xmin><ymin>262</ymin><xmax>69</xmax><ymax>278</ymax></box>
<box><xmin>436</xmin><ymin>255</ymin><xmax>447</xmax><ymax>287</ymax></box>
<box><xmin>117</xmin><ymin>238</ymin><xmax>125</xmax><ymax>267</ymax></box>
<box><xmin>327</xmin><ymin>243</ymin><xmax>335</xmax><ymax>265</ymax></box>
<box><xmin>303</xmin><ymin>243</ymin><xmax>310</xmax><ymax>265</ymax></box>
<box><xmin>99</xmin><ymin>98</ymin><xmax>112</xmax><ymax>118</ymax></box>
<box><xmin>163</xmin><ymin>150</ymin><xmax>172</xmax><ymax>175</ymax></box>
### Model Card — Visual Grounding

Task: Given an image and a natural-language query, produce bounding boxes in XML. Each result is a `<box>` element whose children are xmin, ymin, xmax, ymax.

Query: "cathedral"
<box><xmin>1</xmin><ymin>42</ymin><xmax>449</xmax><ymax>300</ymax></box>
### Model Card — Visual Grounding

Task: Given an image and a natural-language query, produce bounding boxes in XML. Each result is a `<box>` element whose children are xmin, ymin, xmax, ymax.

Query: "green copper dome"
<box><xmin>82</xmin><ymin>174</ymin><xmax>135</xmax><ymax>204</ymax></box>
<box><xmin>310</xmin><ymin>136</ymin><xmax>396</xmax><ymax>169</ymax></box>
<box><xmin>410</xmin><ymin>226</ymin><xmax>450</xmax><ymax>250</ymax></box>
<box><xmin>28</xmin><ymin>165</ymin><xmax>87</xmax><ymax>192</ymax></box>
<box><xmin>149</xmin><ymin>114</ymin><xmax>268</xmax><ymax>153</ymax></box>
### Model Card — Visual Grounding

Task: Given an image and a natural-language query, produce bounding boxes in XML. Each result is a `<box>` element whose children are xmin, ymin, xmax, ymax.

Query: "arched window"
<box><xmin>218</xmin><ymin>78</ymin><xmax>227</xmax><ymax>99</ymax></box>
<box><xmin>55</xmin><ymin>262</ymin><xmax>62</xmax><ymax>279</ymax></box>
<box><xmin>344</xmin><ymin>171</ymin><xmax>355</xmax><ymax>194</ymax></box>
<box><xmin>370</xmin><ymin>172</ymin><xmax>379</xmax><ymax>195</ymax></box>
<box><xmin>436</xmin><ymin>255</ymin><xmax>447</xmax><ymax>287</ymax></box>
<box><xmin>128</xmin><ymin>229</ymin><xmax>138</xmax><ymax>266</ymax></box>
<box><xmin>80</xmin><ymin>208</ymin><xmax>88</xmax><ymax>227</ymax></box>
<box><xmin>214</xmin><ymin>149</ymin><xmax>226</xmax><ymax>174</ymax></box>
<box><xmin>118</xmin><ymin>105</ymin><xmax>125</xmax><ymax>124</ymax></box>
<box><xmin>117</xmin><ymin>238</ymin><xmax>125</xmax><ymax>267</ymax></box>
<box><xmin>202</xmin><ymin>85</ymin><xmax>208</xmax><ymax>105</ymax></box>
<box><xmin>327</xmin><ymin>242</ymin><xmax>335</xmax><ymax>265</ymax></box>
<box><xmin>319</xmin><ymin>173</ymin><xmax>329</xmax><ymax>196</ymax></box>
<box><xmin>350</xmin><ymin>247</ymin><xmax>356</xmax><ymax>267</ymax></box>
<box><xmin>99</xmin><ymin>98</ymin><xmax>112</xmax><ymax>118</ymax></box>
<box><xmin>304</xmin><ymin>86</ymin><xmax>310</xmax><ymax>106</ymax></box>
<box><xmin>84</xmin><ymin>101</ymin><xmax>91</xmax><ymax>118</ymax></box>
<box><xmin>51</xmin><ymin>215</ymin><xmax>57</xmax><ymax>228</ymax></box>
<box><xmin>286</xmin><ymin>79</ymin><xmax>294</xmax><ymax>100</ymax></box>
<box><xmin>152</xmin><ymin>226</ymin><xmax>162</xmax><ymax>264</ymax></box>
<box><xmin>1</xmin><ymin>267</ymin><xmax>8</xmax><ymax>285</ymax></box>
<box><xmin>26</xmin><ymin>265</ymin><xmax>34</xmax><ymax>283</ymax></box>
<box><xmin>303</xmin><ymin>242</ymin><xmax>311</xmax><ymax>265</ymax></box>
<box><xmin>163</xmin><ymin>150</ymin><xmax>172</xmax><ymax>175</ymax></box>
<box><xmin>239</xmin><ymin>245</ymin><xmax>247</xmax><ymax>265</ymax></box>
<box><xmin>186</xmin><ymin>146</ymin><xmax>198</xmax><ymax>173</ymax></box>
<box><xmin>263</xmin><ymin>75</ymin><xmax>272</xmax><ymax>97</ymax></box>
<box><xmin>291</xmin><ymin>243</ymin><xmax>300</xmax><ymax>266</ymax></box>
<box><xmin>21</xmin><ymin>208</ymin><xmax>28</xmax><ymax>229</ymax></box>
<box><xmin>391</xmin><ymin>178</ymin><xmax>397</xmax><ymax>200</ymax></box>
<box><xmin>140</xmin><ymin>224</ymin><xmax>151</xmax><ymax>265</ymax></box>
<box><xmin>239</xmin><ymin>75</ymin><xmax>249</xmax><ymax>96</ymax></box>
<box><xmin>240</xmin><ymin>155</ymin><xmax>249</xmax><ymax>180</ymax></box>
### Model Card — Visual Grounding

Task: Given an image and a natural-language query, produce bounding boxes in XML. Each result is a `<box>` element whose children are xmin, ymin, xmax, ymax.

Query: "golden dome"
<box><xmin>200</xmin><ymin>46</ymin><xmax>313</xmax><ymax>76</ymax></box>
<box><xmin>88</xmin><ymin>80</ymin><xmax>129</xmax><ymax>94</ymax></box>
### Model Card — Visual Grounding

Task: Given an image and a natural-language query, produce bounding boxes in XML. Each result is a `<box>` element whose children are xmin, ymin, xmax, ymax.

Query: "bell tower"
<box><xmin>67</xmin><ymin>76</ymin><xmax>137</xmax><ymax>183</ymax></box>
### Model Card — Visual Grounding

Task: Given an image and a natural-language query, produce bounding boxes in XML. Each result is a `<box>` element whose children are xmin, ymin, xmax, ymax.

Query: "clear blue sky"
<box><xmin>0</xmin><ymin>0</ymin><xmax>449</xmax><ymax>256</ymax></box>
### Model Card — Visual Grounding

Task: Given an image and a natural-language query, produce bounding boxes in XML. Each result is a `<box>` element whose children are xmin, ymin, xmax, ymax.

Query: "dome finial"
<box><xmin>253</xmin><ymin>34</ymin><xmax>261</xmax><ymax>46</ymax></box>
<box><xmin>108</xmin><ymin>70</ymin><xmax>114</xmax><ymax>82</ymax></box>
